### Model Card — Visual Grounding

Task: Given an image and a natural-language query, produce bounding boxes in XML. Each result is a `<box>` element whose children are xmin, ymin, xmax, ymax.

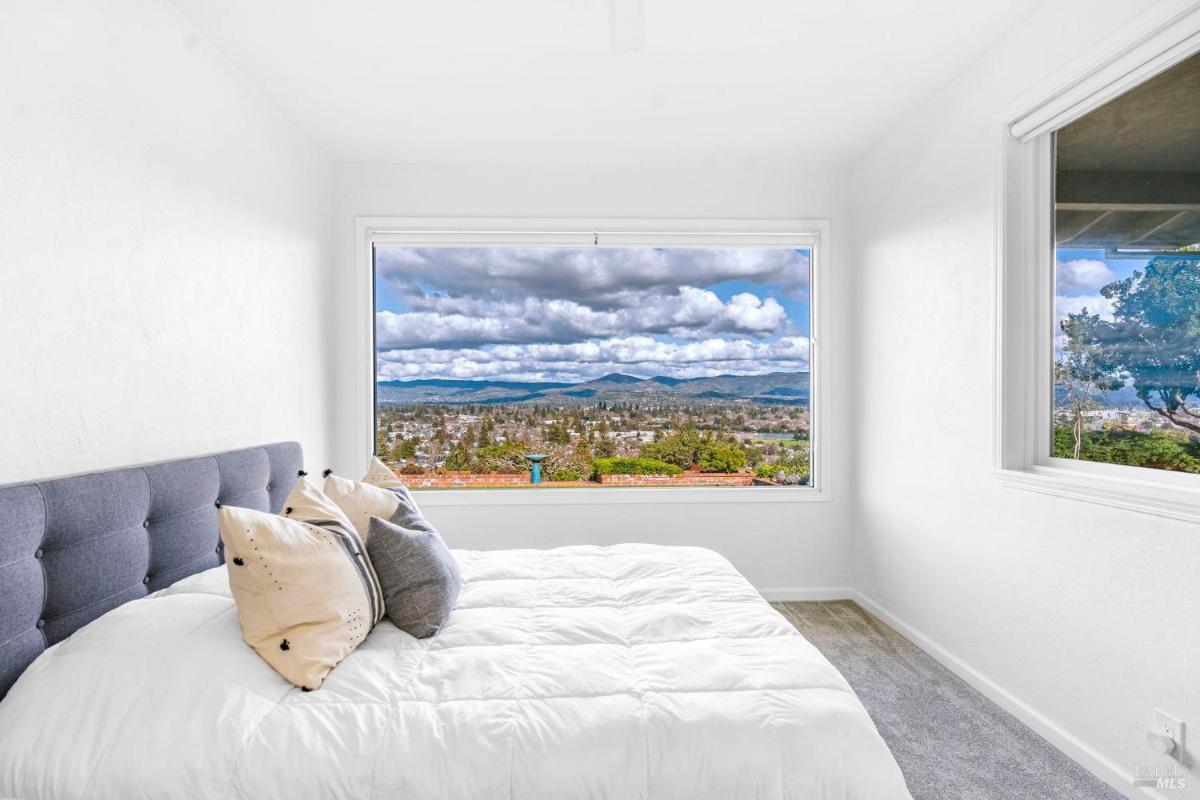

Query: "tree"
<box><xmin>1063</xmin><ymin>256</ymin><xmax>1200</xmax><ymax>434</ymax></box>
<box><xmin>477</xmin><ymin>414</ymin><xmax>494</xmax><ymax>445</ymax></box>
<box><xmin>1055</xmin><ymin>312</ymin><xmax>1121</xmax><ymax>459</ymax></box>
<box><xmin>594</xmin><ymin>420</ymin><xmax>617</xmax><ymax>458</ymax></box>
<box><xmin>374</xmin><ymin>427</ymin><xmax>390</xmax><ymax>457</ymax></box>
<box><xmin>392</xmin><ymin>437</ymin><xmax>418</xmax><ymax>461</ymax></box>
<box><xmin>443</xmin><ymin>441</ymin><xmax>471</xmax><ymax>471</ymax></box>
<box><xmin>544</xmin><ymin>439</ymin><xmax>593</xmax><ymax>482</ymax></box>
<box><xmin>640</xmin><ymin>427</ymin><xmax>702</xmax><ymax>468</ymax></box>
<box><xmin>544</xmin><ymin>420</ymin><xmax>571</xmax><ymax>445</ymax></box>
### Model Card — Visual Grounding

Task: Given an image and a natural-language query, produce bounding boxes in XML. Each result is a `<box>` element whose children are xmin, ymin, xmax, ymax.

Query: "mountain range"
<box><xmin>376</xmin><ymin>371</ymin><xmax>810</xmax><ymax>406</ymax></box>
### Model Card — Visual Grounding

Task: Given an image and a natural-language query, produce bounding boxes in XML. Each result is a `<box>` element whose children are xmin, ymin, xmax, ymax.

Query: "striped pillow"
<box><xmin>217</xmin><ymin>478</ymin><xmax>383</xmax><ymax>690</ymax></box>
<box><xmin>323</xmin><ymin>457</ymin><xmax>438</xmax><ymax>541</ymax></box>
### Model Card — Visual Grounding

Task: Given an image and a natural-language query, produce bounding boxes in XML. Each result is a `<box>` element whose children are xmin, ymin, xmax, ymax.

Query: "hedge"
<box><xmin>591</xmin><ymin>457</ymin><xmax>683</xmax><ymax>478</ymax></box>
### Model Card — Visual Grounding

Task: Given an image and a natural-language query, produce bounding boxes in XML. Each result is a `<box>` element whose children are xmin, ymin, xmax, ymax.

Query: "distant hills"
<box><xmin>377</xmin><ymin>371</ymin><xmax>810</xmax><ymax>406</ymax></box>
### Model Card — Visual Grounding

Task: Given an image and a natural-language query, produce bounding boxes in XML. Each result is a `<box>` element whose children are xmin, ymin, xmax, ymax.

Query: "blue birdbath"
<box><xmin>523</xmin><ymin>453</ymin><xmax>548</xmax><ymax>484</ymax></box>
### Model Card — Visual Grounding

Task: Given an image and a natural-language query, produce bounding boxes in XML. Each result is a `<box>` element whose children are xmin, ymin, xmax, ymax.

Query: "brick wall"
<box><xmin>398</xmin><ymin>471</ymin><xmax>755</xmax><ymax>488</ymax></box>
<box><xmin>597</xmin><ymin>472</ymin><xmax>755</xmax><ymax>487</ymax></box>
<box><xmin>404</xmin><ymin>471</ymin><xmax>530</xmax><ymax>488</ymax></box>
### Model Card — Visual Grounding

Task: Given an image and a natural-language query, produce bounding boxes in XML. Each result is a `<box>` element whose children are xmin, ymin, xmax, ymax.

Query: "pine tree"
<box><xmin>478</xmin><ymin>414</ymin><xmax>494</xmax><ymax>445</ymax></box>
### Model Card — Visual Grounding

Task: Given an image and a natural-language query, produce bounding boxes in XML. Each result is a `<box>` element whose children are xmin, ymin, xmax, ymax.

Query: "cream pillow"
<box><xmin>217</xmin><ymin>478</ymin><xmax>383</xmax><ymax>690</ymax></box>
<box><xmin>323</xmin><ymin>457</ymin><xmax>436</xmax><ymax>540</ymax></box>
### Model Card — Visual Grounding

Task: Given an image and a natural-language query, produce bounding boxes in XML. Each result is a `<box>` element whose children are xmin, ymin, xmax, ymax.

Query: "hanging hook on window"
<box><xmin>593</xmin><ymin>232</ymin><xmax>599</xmax><ymax>246</ymax></box>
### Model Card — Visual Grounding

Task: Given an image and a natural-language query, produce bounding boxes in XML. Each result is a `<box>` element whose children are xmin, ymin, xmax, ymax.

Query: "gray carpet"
<box><xmin>773</xmin><ymin>601</ymin><xmax>1125</xmax><ymax>800</ymax></box>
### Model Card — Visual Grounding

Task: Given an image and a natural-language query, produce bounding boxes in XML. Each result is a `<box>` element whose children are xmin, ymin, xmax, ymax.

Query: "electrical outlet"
<box><xmin>1152</xmin><ymin>709</ymin><xmax>1185</xmax><ymax>761</ymax></box>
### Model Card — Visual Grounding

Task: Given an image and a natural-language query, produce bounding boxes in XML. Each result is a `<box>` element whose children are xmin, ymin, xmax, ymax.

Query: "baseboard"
<box><xmin>757</xmin><ymin>585</ymin><xmax>854</xmax><ymax>602</ymax></box>
<box><xmin>851</xmin><ymin>591</ymin><xmax>1168</xmax><ymax>800</ymax></box>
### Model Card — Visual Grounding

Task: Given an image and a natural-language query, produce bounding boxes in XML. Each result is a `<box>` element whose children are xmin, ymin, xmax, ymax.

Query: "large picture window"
<box><xmin>1052</xmin><ymin>51</ymin><xmax>1200</xmax><ymax>476</ymax></box>
<box><xmin>371</xmin><ymin>238</ymin><xmax>815</xmax><ymax>490</ymax></box>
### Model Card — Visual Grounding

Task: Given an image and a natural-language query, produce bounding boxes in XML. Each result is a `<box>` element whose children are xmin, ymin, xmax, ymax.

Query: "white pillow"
<box><xmin>217</xmin><ymin>478</ymin><xmax>383</xmax><ymax>690</ymax></box>
<box><xmin>323</xmin><ymin>456</ymin><xmax>435</xmax><ymax>540</ymax></box>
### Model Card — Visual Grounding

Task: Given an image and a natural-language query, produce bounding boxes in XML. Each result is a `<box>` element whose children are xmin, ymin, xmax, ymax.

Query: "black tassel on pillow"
<box><xmin>322</xmin><ymin>468</ymin><xmax>333</xmax><ymax>478</ymax></box>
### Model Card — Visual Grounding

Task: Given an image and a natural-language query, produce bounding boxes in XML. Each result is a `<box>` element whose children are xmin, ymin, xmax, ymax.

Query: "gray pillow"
<box><xmin>366</xmin><ymin>515</ymin><xmax>462</xmax><ymax>638</ymax></box>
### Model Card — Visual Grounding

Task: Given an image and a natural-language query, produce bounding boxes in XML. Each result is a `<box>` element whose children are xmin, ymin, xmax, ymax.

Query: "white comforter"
<box><xmin>0</xmin><ymin>544</ymin><xmax>911</xmax><ymax>800</ymax></box>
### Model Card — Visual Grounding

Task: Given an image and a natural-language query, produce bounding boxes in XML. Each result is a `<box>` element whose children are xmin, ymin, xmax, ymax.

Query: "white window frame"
<box><xmin>353</xmin><ymin>217</ymin><xmax>832</xmax><ymax>507</ymax></box>
<box><xmin>994</xmin><ymin>0</ymin><xmax>1200</xmax><ymax>523</ymax></box>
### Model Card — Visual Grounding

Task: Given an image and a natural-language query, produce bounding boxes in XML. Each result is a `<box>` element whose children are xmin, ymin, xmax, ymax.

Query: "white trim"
<box><xmin>354</xmin><ymin>216</ymin><xmax>832</xmax><ymax>506</ymax></box>
<box><xmin>993</xmin><ymin>131</ymin><xmax>1054</xmax><ymax>474</ymax></box>
<box><xmin>995</xmin><ymin>465</ymin><xmax>1200</xmax><ymax>526</ymax></box>
<box><xmin>758</xmin><ymin>586</ymin><xmax>853</xmax><ymax>602</ymax></box>
<box><xmin>851</xmin><ymin>592</ymin><xmax>1166</xmax><ymax>800</ymax></box>
<box><xmin>411</xmin><ymin>486</ymin><xmax>830</xmax><ymax>507</ymax></box>
<box><xmin>1004</xmin><ymin>0</ymin><xmax>1200</xmax><ymax>141</ymax></box>
<box><xmin>993</xmin><ymin>5</ymin><xmax>1200</xmax><ymax>521</ymax></box>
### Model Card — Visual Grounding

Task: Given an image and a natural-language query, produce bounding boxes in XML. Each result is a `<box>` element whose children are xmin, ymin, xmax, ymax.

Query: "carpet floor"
<box><xmin>773</xmin><ymin>601</ymin><xmax>1125</xmax><ymax>800</ymax></box>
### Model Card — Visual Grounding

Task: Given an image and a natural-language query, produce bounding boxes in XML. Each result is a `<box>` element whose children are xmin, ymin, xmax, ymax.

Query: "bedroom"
<box><xmin>0</xmin><ymin>0</ymin><xmax>1197</xmax><ymax>798</ymax></box>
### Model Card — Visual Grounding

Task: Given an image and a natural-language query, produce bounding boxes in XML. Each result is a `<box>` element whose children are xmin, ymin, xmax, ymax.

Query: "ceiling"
<box><xmin>168</xmin><ymin>0</ymin><xmax>1046</xmax><ymax>167</ymax></box>
<box><xmin>1058</xmin><ymin>52</ymin><xmax>1200</xmax><ymax>173</ymax></box>
<box><xmin>1055</xmin><ymin>51</ymin><xmax>1200</xmax><ymax>253</ymax></box>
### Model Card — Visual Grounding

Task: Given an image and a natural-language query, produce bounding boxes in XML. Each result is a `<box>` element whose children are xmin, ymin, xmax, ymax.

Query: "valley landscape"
<box><xmin>375</xmin><ymin>371</ymin><xmax>812</xmax><ymax>487</ymax></box>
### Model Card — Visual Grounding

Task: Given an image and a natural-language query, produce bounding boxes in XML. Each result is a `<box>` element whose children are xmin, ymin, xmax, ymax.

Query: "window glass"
<box><xmin>373</xmin><ymin>245</ymin><xmax>813</xmax><ymax>488</ymax></box>
<box><xmin>1053</xmin><ymin>52</ymin><xmax>1200</xmax><ymax>473</ymax></box>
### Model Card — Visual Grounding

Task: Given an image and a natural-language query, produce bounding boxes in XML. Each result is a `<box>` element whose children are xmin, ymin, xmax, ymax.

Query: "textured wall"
<box><xmin>850</xmin><ymin>0</ymin><xmax>1199</xmax><ymax>796</ymax></box>
<box><xmin>0</xmin><ymin>1</ymin><xmax>333</xmax><ymax>482</ymax></box>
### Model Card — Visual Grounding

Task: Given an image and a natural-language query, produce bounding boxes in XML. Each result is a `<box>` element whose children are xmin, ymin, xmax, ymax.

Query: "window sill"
<box><xmin>411</xmin><ymin>485</ymin><xmax>829</xmax><ymax>507</ymax></box>
<box><xmin>995</xmin><ymin>464</ymin><xmax>1200</xmax><ymax>525</ymax></box>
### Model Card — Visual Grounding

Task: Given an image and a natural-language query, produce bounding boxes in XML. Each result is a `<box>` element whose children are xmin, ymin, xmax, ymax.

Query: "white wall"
<box><xmin>331</xmin><ymin>161</ymin><xmax>855</xmax><ymax>593</ymax></box>
<box><xmin>0</xmin><ymin>0</ymin><xmax>333</xmax><ymax>482</ymax></box>
<box><xmin>850</xmin><ymin>1</ymin><xmax>1199</xmax><ymax>796</ymax></box>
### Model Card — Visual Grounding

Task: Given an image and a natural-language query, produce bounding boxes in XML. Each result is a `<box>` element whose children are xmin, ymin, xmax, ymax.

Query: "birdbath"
<box><xmin>523</xmin><ymin>453</ymin><xmax>548</xmax><ymax>484</ymax></box>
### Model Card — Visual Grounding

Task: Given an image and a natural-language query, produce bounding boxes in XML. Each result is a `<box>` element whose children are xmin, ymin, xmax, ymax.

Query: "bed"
<box><xmin>0</xmin><ymin>443</ymin><xmax>911</xmax><ymax>800</ymax></box>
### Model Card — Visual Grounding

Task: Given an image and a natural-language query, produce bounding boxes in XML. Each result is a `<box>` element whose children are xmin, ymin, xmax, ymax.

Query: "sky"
<box><xmin>1055</xmin><ymin>248</ymin><xmax>1200</xmax><ymax>413</ymax></box>
<box><xmin>374</xmin><ymin>246</ymin><xmax>811</xmax><ymax>383</ymax></box>
<box><xmin>1054</xmin><ymin>247</ymin><xmax>1146</xmax><ymax>356</ymax></box>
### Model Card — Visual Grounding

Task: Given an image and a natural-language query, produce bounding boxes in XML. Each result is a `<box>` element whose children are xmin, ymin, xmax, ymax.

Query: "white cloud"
<box><xmin>1055</xmin><ymin>293</ymin><xmax>1115</xmax><ymax>323</ymax></box>
<box><xmin>373</xmin><ymin>246</ymin><xmax>808</xmax><ymax>382</ymax></box>
<box><xmin>1056</xmin><ymin>259</ymin><xmax>1116</xmax><ymax>294</ymax></box>
<box><xmin>375</xmin><ymin>246</ymin><xmax>809</xmax><ymax>307</ymax></box>
<box><xmin>376</xmin><ymin>289</ymin><xmax>790</xmax><ymax>348</ymax></box>
<box><xmin>723</xmin><ymin>292</ymin><xmax>785</xmax><ymax>332</ymax></box>
<box><xmin>376</xmin><ymin>335</ymin><xmax>811</xmax><ymax>383</ymax></box>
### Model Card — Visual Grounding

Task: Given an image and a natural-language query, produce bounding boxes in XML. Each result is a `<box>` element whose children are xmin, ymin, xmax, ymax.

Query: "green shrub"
<box><xmin>1053</xmin><ymin>425</ymin><xmax>1200</xmax><ymax>473</ymax></box>
<box><xmin>697</xmin><ymin>442</ymin><xmax>747</xmax><ymax>473</ymax></box>
<box><xmin>472</xmin><ymin>441</ymin><xmax>529</xmax><ymax>473</ymax></box>
<box><xmin>754</xmin><ymin>454</ymin><xmax>811</xmax><ymax>485</ymax></box>
<box><xmin>591</xmin><ymin>457</ymin><xmax>683</xmax><ymax>478</ymax></box>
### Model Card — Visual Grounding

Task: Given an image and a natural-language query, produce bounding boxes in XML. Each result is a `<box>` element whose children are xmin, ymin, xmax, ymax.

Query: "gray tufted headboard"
<box><xmin>0</xmin><ymin>442</ymin><xmax>303</xmax><ymax>700</ymax></box>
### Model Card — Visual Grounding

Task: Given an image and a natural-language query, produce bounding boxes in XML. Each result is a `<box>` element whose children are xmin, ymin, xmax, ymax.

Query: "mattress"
<box><xmin>0</xmin><ymin>544</ymin><xmax>911</xmax><ymax>799</ymax></box>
